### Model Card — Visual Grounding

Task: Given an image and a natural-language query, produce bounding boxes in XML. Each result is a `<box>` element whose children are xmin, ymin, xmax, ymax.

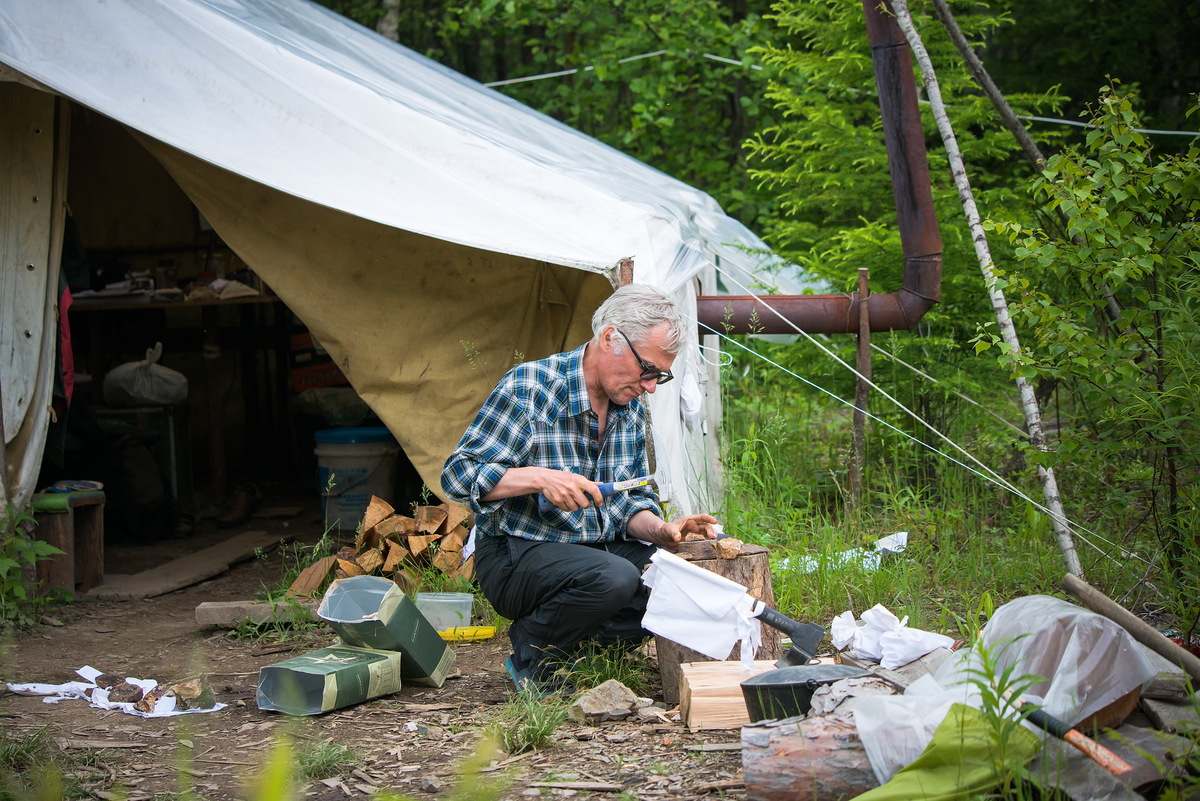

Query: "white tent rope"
<box><xmin>869</xmin><ymin>343</ymin><xmax>1027</xmax><ymax>436</ymax></box>
<box><xmin>483</xmin><ymin>50</ymin><xmax>1200</xmax><ymax>137</ymax></box>
<box><xmin>701</xmin><ymin>269</ymin><xmax>1146</xmax><ymax>566</ymax></box>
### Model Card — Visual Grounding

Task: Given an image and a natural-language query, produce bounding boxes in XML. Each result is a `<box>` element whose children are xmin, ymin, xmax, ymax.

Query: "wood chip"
<box><xmin>530</xmin><ymin>782</ymin><xmax>623</xmax><ymax>791</ymax></box>
<box><xmin>337</xmin><ymin>557</ymin><xmax>366</xmax><ymax>577</ymax></box>
<box><xmin>712</xmin><ymin>538</ymin><xmax>746</xmax><ymax>559</ymax></box>
<box><xmin>356</xmin><ymin>547</ymin><xmax>384</xmax><ymax>574</ymax></box>
<box><xmin>377</xmin><ymin>516</ymin><xmax>416</xmax><ymax>539</ymax></box>
<box><xmin>381</xmin><ymin>540</ymin><xmax>410</xmax><ymax>573</ymax></box>
<box><xmin>413</xmin><ymin>506</ymin><xmax>448</xmax><ymax>534</ymax></box>
<box><xmin>360</xmin><ymin>496</ymin><xmax>395</xmax><ymax>534</ymax></box>
<box><xmin>62</xmin><ymin>739</ymin><xmax>143</xmax><ymax>749</ymax></box>
<box><xmin>439</xmin><ymin>503</ymin><xmax>471</xmax><ymax>537</ymax></box>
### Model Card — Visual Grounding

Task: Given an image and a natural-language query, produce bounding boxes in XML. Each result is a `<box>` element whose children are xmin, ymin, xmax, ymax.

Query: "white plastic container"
<box><xmin>314</xmin><ymin>427</ymin><xmax>400</xmax><ymax>530</ymax></box>
<box><xmin>414</xmin><ymin>592</ymin><xmax>474</xmax><ymax>632</ymax></box>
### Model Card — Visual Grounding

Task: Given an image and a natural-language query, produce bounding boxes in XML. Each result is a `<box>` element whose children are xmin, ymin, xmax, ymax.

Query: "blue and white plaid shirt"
<box><xmin>441</xmin><ymin>343</ymin><xmax>660</xmax><ymax>543</ymax></box>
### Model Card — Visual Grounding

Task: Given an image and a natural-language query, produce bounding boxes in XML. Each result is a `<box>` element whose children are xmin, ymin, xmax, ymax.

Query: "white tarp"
<box><xmin>1</xmin><ymin>0</ymin><xmax>790</xmax><ymax>513</ymax></box>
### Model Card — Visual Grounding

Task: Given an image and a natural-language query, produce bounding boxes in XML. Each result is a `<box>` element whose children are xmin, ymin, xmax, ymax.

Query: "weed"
<box><xmin>557</xmin><ymin>642</ymin><xmax>656</xmax><ymax>697</ymax></box>
<box><xmin>487</xmin><ymin>690</ymin><xmax>570</xmax><ymax>754</ymax></box>
<box><xmin>1</xmin><ymin>504</ymin><xmax>64</xmax><ymax>630</ymax></box>
<box><xmin>295</xmin><ymin>739</ymin><xmax>357</xmax><ymax>781</ymax></box>
<box><xmin>0</xmin><ymin>725</ymin><xmax>86</xmax><ymax>801</ymax></box>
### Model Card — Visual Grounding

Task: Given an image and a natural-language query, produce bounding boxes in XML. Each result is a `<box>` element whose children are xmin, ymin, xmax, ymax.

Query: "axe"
<box><xmin>754</xmin><ymin>604</ymin><xmax>827</xmax><ymax>667</ymax></box>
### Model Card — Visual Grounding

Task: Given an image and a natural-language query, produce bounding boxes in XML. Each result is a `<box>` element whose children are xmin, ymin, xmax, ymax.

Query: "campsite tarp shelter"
<box><xmin>1</xmin><ymin>0</ymin><xmax>787</xmax><ymax>516</ymax></box>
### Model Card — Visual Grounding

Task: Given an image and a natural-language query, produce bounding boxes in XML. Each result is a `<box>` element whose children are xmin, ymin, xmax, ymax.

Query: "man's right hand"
<box><xmin>537</xmin><ymin>469</ymin><xmax>605</xmax><ymax>512</ymax></box>
<box><xmin>480</xmin><ymin>466</ymin><xmax>604</xmax><ymax>511</ymax></box>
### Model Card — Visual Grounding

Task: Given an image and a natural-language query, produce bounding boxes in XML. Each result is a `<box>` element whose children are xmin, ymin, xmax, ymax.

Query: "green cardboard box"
<box><xmin>317</xmin><ymin>575</ymin><xmax>455</xmax><ymax>687</ymax></box>
<box><xmin>256</xmin><ymin>644</ymin><xmax>404</xmax><ymax>715</ymax></box>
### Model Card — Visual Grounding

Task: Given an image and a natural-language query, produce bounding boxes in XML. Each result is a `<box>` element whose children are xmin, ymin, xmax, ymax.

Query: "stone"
<box><xmin>568</xmin><ymin>679</ymin><xmax>638</xmax><ymax>724</ymax></box>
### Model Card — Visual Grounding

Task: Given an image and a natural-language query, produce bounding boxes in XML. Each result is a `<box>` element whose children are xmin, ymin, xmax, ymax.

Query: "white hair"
<box><xmin>591</xmin><ymin>284</ymin><xmax>686</xmax><ymax>355</ymax></box>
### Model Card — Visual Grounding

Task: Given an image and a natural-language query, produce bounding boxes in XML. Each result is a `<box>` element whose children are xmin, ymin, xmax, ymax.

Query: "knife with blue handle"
<box><xmin>537</xmin><ymin>475</ymin><xmax>654</xmax><ymax>513</ymax></box>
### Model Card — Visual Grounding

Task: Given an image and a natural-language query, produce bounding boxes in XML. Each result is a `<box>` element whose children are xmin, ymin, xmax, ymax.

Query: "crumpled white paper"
<box><xmin>831</xmin><ymin>604</ymin><xmax>955</xmax><ymax>670</ymax></box>
<box><xmin>778</xmin><ymin>532</ymin><xmax>908</xmax><ymax>574</ymax></box>
<box><xmin>5</xmin><ymin>666</ymin><xmax>226</xmax><ymax>718</ymax></box>
<box><xmin>641</xmin><ymin>549</ymin><xmax>761</xmax><ymax>673</ymax></box>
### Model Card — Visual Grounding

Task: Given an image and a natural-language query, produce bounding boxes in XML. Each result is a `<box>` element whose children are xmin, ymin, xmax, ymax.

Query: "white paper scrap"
<box><xmin>5</xmin><ymin>665</ymin><xmax>225</xmax><ymax>718</ymax></box>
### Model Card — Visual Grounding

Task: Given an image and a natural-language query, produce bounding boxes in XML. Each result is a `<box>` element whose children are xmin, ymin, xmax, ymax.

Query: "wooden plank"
<box><xmin>87</xmin><ymin>530</ymin><xmax>281</xmax><ymax>600</ymax></box>
<box><xmin>679</xmin><ymin>660</ymin><xmax>779</xmax><ymax>731</ymax></box>
<box><xmin>195</xmin><ymin>599</ymin><xmax>319</xmax><ymax>627</ymax></box>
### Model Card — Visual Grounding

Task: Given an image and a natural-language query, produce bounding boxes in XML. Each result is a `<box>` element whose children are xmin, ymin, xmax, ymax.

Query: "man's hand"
<box><xmin>628</xmin><ymin>511</ymin><xmax>720</xmax><ymax>548</ymax></box>
<box><xmin>480</xmin><ymin>466</ymin><xmax>603</xmax><ymax>511</ymax></box>
<box><xmin>539</xmin><ymin>470</ymin><xmax>605</xmax><ymax>512</ymax></box>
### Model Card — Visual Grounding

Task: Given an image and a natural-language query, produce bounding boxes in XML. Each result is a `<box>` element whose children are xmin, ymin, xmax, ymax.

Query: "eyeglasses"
<box><xmin>618</xmin><ymin>330</ymin><xmax>674</xmax><ymax>385</ymax></box>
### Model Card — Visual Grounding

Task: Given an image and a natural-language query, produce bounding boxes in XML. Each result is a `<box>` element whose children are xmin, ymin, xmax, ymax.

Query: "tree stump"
<box><xmin>742</xmin><ymin>713</ymin><xmax>879</xmax><ymax>801</ymax></box>
<box><xmin>655</xmin><ymin>540</ymin><xmax>781</xmax><ymax>705</ymax></box>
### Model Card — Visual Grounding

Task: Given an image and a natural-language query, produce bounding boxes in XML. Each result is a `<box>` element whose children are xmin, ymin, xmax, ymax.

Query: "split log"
<box><xmin>679</xmin><ymin>660</ymin><xmax>778</xmax><ymax>731</ymax></box>
<box><xmin>414</xmin><ymin>505</ymin><xmax>448</xmax><ymax>534</ymax></box>
<box><xmin>287</xmin><ymin>555</ymin><xmax>337</xmax><ymax>597</ymax></box>
<box><xmin>742</xmin><ymin>713</ymin><xmax>878</xmax><ymax>801</ymax></box>
<box><xmin>656</xmin><ymin>541</ymin><xmax>781</xmax><ymax>705</ymax></box>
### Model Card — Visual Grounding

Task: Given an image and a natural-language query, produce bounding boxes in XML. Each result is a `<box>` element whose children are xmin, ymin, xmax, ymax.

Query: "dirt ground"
<box><xmin>1</xmin><ymin>493</ymin><xmax>745</xmax><ymax>801</ymax></box>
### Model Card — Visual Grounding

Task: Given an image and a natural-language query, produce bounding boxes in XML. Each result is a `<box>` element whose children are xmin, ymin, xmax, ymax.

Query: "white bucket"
<box><xmin>314</xmin><ymin>427</ymin><xmax>400</xmax><ymax>530</ymax></box>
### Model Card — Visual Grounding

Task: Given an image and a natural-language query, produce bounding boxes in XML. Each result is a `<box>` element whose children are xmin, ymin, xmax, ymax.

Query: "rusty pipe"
<box><xmin>697</xmin><ymin>0</ymin><xmax>942</xmax><ymax>336</ymax></box>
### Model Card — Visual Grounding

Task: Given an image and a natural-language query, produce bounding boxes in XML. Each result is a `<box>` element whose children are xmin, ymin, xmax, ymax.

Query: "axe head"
<box><xmin>775</xmin><ymin>622</ymin><xmax>826</xmax><ymax>668</ymax></box>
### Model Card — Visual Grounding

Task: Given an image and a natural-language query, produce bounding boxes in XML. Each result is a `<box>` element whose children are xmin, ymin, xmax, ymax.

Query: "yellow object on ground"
<box><xmin>438</xmin><ymin>626</ymin><xmax>496</xmax><ymax>642</ymax></box>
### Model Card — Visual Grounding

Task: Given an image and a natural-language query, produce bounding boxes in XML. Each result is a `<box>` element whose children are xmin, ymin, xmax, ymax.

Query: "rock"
<box><xmin>568</xmin><ymin>679</ymin><xmax>638</xmax><ymax>724</ymax></box>
<box><xmin>39</xmin><ymin>615</ymin><xmax>65</xmax><ymax>627</ymax></box>
<box><xmin>168</xmin><ymin>677</ymin><xmax>216</xmax><ymax>710</ymax></box>
<box><xmin>418</xmin><ymin>776</ymin><xmax>443</xmax><ymax>793</ymax></box>
<box><xmin>633</xmin><ymin>696</ymin><xmax>655</xmax><ymax>709</ymax></box>
<box><xmin>636</xmin><ymin>705</ymin><xmax>671</xmax><ymax>722</ymax></box>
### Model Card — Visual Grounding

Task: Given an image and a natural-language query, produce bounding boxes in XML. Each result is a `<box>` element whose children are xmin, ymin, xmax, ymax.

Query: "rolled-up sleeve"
<box><xmin>440</xmin><ymin>381</ymin><xmax>529</xmax><ymax>516</ymax></box>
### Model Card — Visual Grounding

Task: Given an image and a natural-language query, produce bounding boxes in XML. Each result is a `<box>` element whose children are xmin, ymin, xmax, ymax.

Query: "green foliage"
<box><xmin>0</xmin><ymin>725</ymin><xmax>86</xmax><ymax>801</ymax></box>
<box><xmin>486</xmin><ymin>691</ymin><xmax>570</xmax><ymax>754</ymax></box>
<box><xmin>557</xmin><ymin>642</ymin><xmax>656</xmax><ymax>697</ymax></box>
<box><xmin>0</xmin><ymin>505</ymin><xmax>64</xmax><ymax>630</ymax></box>
<box><xmin>983</xmin><ymin>88</ymin><xmax>1200</xmax><ymax>579</ymax></box>
<box><xmin>295</xmin><ymin>739</ymin><xmax>358</xmax><ymax>781</ymax></box>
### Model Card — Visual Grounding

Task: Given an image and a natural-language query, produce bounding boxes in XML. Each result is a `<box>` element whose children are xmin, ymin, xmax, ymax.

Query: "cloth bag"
<box><xmin>102</xmin><ymin>342</ymin><xmax>188</xmax><ymax>407</ymax></box>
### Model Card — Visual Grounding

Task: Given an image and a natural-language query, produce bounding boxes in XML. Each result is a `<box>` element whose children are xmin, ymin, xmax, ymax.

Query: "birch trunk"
<box><xmin>891</xmin><ymin>0</ymin><xmax>1082</xmax><ymax>576</ymax></box>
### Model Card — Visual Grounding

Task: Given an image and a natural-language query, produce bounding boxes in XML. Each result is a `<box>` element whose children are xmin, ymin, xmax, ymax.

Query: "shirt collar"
<box><xmin>564</xmin><ymin>341</ymin><xmax>638</xmax><ymax>420</ymax></box>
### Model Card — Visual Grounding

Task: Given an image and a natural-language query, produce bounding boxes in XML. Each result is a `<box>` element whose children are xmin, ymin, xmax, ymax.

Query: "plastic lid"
<box><xmin>314</xmin><ymin>427</ymin><xmax>395</xmax><ymax>445</ymax></box>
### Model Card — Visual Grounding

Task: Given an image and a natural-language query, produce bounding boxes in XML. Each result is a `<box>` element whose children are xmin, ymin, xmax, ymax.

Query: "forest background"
<box><xmin>316</xmin><ymin>0</ymin><xmax>1199</xmax><ymax>640</ymax></box>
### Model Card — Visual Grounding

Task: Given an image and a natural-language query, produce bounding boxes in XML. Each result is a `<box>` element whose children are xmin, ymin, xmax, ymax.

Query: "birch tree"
<box><xmin>891</xmin><ymin>0</ymin><xmax>1082</xmax><ymax>575</ymax></box>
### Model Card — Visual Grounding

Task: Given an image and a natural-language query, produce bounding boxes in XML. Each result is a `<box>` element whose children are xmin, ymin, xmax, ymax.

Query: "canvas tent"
<box><xmin>1</xmin><ymin>0</ymin><xmax>787</xmax><ymax>517</ymax></box>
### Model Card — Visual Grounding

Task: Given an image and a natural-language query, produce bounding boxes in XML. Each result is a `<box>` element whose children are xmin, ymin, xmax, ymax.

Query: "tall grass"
<box><xmin>717</xmin><ymin>338</ymin><xmax>1180</xmax><ymax>632</ymax></box>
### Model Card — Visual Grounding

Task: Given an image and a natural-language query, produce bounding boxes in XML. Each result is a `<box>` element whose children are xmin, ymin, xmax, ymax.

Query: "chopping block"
<box><xmin>655</xmin><ymin>538</ymin><xmax>782</xmax><ymax>705</ymax></box>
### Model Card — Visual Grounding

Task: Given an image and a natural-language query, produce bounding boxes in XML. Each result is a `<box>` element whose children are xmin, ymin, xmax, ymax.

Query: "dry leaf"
<box><xmin>414</xmin><ymin>506</ymin><xmax>448</xmax><ymax>534</ymax></box>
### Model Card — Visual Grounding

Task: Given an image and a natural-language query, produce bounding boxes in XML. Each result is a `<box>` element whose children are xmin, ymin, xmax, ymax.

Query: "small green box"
<box><xmin>256</xmin><ymin>644</ymin><xmax>404</xmax><ymax>716</ymax></box>
<box><xmin>317</xmin><ymin>575</ymin><xmax>455</xmax><ymax>687</ymax></box>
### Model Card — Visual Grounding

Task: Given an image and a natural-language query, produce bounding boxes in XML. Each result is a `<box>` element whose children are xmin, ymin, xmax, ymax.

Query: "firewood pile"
<box><xmin>286</xmin><ymin>496</ymin><xmax>473</xmax><ymax>597</ymax></box>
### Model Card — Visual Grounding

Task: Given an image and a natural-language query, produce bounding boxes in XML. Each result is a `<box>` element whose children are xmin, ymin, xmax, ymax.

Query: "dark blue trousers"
<box><xmin>474</xmin><ymin>534</ymin><xmax>658</xmax><ymax>672</ymax></box>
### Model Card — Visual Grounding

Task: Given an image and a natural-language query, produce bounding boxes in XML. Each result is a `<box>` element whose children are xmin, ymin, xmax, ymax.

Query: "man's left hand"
<box><xmin>629</xmin><ymin>511</ymin><xmax>720</xmax><ymax>548</ymax></box>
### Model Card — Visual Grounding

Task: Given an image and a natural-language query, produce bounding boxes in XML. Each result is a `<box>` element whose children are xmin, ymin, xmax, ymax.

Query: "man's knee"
<box><xmin>579</xmin><ymin>557</ymin><xmax>643</xmax><ymax>605</ymax></box>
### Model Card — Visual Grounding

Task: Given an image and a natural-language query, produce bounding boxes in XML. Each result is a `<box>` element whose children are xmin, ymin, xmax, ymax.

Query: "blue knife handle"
<box><xmin>537</xmin><ymin>481</ymin><xmax>619</xmax><ymax>513</ymax></box>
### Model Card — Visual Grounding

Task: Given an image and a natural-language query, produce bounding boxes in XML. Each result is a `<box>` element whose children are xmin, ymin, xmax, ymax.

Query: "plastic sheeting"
<box><xmin>0</xmin><ymin>0</ymin><xmax>782</xmax><ymax>295</ymax></box>
<box><xmin>0</xmin><ymin>0</ymin><xmax>795</xmax><ymax>511</ymax></box>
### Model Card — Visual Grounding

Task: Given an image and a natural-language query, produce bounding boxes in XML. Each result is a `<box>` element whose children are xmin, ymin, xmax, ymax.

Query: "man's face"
<box><xmin>602</xmin><ymin>323</ymin><xmax>676</xmax><ymax>405</ymax></box>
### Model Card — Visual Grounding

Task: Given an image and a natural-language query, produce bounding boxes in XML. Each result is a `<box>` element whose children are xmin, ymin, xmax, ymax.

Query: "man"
<box><xmin>441</xmin><ymin>284</ymin><xmax>718</xmax><ymax>692</ymax></box>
